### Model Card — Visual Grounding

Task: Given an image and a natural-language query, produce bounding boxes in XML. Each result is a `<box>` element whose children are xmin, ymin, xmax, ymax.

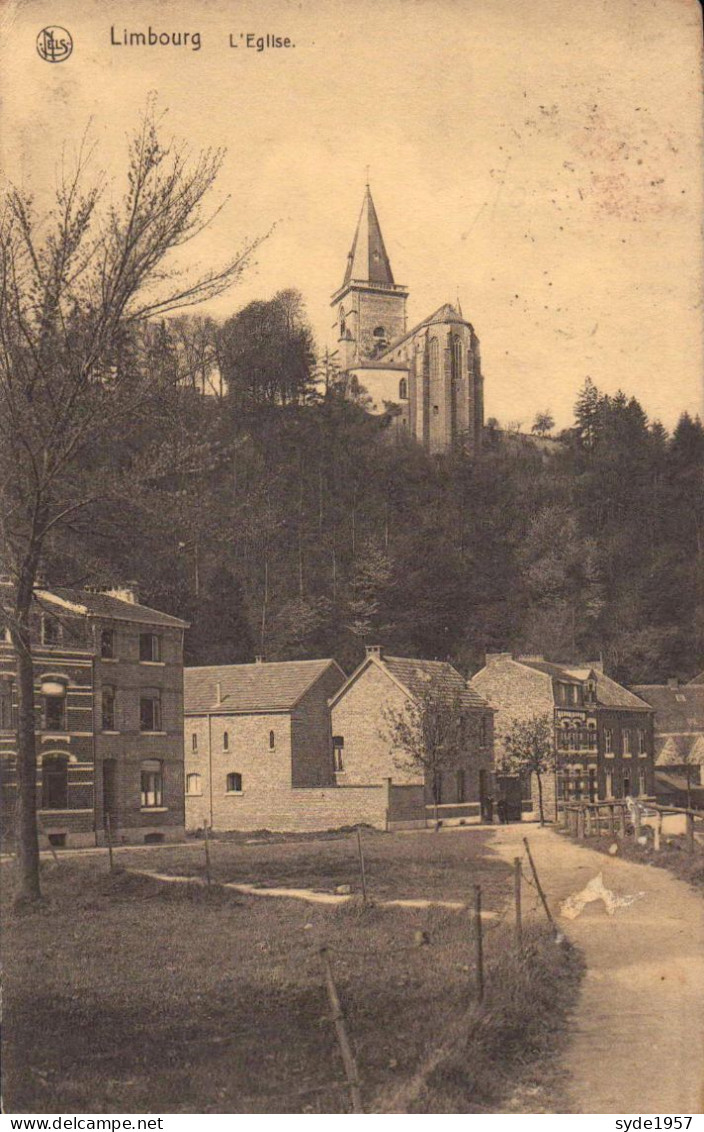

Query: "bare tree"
<box><xmin>0</xmin><ymin>101</ymin><xmax>261</xmax><ymax>903</ymax></box>
<box><xmin>383</xmin><ymin>677</ymin><xmax>467</xmax><ymax>827</ymax></box>
<box><xmin>500</xmin><ymin>712</ymin><xmax>556</xmax><ymax>826</ymax></box>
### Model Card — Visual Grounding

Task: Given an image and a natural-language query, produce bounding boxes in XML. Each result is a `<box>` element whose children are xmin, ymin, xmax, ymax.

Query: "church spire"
<box><xmin>343</xmin><ymin>185</ymin><xmax>396</xmax><ymax>288</ymax></box>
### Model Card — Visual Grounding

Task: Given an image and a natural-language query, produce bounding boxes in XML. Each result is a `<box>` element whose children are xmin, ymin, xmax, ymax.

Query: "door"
<box><xmin>496</xmin><ymin>774</ymin><xmax>523</xmax><ymax>822</ymax></box>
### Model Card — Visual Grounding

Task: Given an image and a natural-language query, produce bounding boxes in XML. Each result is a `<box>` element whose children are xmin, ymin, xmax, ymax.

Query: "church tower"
<box><xmin>331</xmin><ymin>186</ymin><xmax>408</xmax><ymax>369</ymax></box>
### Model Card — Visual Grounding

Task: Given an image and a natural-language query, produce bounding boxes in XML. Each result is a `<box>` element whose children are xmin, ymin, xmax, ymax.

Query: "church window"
<box><xmin>339</xmin><ymin>309</ymin><xmax>346</xmax><ymax>336</ymax></box>
<box><xmin>399</xmin><ymin>377</ymin><xmax>408</xmax><ymax>399</ymax></box>
<box><xmin>429</xmin><ymin>337</ymin><xmax>440</xmax><ymax>384</ymax></box>
<box><xmin>452</xmin><ymin>337</ymin><xmax>463</xmax><ymax>377</ymax></box>
<box><xmin>373</xmin><ymin>326</ymin><xmax>386</xmax><ymax>339</ymax></box>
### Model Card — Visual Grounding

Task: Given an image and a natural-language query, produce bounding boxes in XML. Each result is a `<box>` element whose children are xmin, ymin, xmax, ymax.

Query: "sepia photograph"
<box><xmin>0</xmin><ymin>0</ymin><xmax>703</xmax><ymax>1119</ymax></box>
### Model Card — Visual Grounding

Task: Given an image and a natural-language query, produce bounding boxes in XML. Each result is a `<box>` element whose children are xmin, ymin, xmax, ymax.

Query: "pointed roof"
<box><xmin>343</xmin><ymin>186</ymin><xmax>396</xmax><ymax>288</ymax></box>
<box><xmin>184</xmin><ymin>659</ymin><xmax>346</xmax><ymax>714</ymax></box>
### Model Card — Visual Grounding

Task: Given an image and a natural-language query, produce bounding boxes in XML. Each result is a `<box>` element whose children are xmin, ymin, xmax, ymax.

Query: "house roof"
<box><xmin>687</xmin><ymin>671</ymin><xmax>704</xmax><ymax>685</ymax></box>
<box><xmin>184</xmin><ymin>659</ymin><xmax>344</xmax><ymax>714</ymax></box>
<box><xmin>630</xmin><ymin>684</ymin><xmax>704</xmax><ymax>733</ymax></box>
<box><xmin>654</xmin><ymin>770</ymin><xmax>704</xmax><ymax>798</ymax></box>
<box><xmin>36</xmin><ymin>587</ymin><xmax>188</xmax><ymax>628</ymax></box>
<box><xmin>516</xmin><ymin>658</ymin><xmax>651</xmax><ymax>710</ymax></box>
<box><xmin>330</xmin><ymin>652</ymin><xmax>490</xmax><ymax>712</ymax></box>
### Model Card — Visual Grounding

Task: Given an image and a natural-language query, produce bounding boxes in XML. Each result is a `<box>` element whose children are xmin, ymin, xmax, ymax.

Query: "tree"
<box><xmin>501</xmin><ymin>713</ymin><xmax>556</xmax><ymax>826</ymax></box>
<box><xmin>383</xmin><ymin>676</ymin><xmax>467</xmax><ymax>826</ymax></box>
<box><xmin>531</xmin><ymin>410</ymin><xmax>555</xmax><ymax>436</ymax></box>
<box><xmin>0</xmin><ymin>102</ymin><xmax>260</xmax><ymax>903</ymax></box>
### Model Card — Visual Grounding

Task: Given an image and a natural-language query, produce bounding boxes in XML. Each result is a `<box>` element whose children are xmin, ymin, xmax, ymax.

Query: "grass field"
<box><xmin>1</xmin><ymin>829</ymin><xmax>583</xmax><ymax>1114</ymax></box>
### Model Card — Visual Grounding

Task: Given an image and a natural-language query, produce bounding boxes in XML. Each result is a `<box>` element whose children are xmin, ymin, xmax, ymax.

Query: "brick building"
<box><xmin>332</xmin><ymin>186</ymin><xmax>484</xmax><ymax>455</ymax></box>
<box><xmin>470</xmin><ymin>654</ymin><xmax>655</xmax><ymax>821</ymax></box>
<box><xmin>0</xmin><ymin>583</ymin><xmax>188</xmax><ymax>848</ymax></box>
<box><xmin>330</xmin><ymin>646</ymin><xmax>495</xmax><ymax>825</ymax></box>
<box><xmin>630</xmin><ymin>680</ymin><xmax>704</xmax><ymax>806</ymax></box>
<box><xmin>183</xmin><ymin>658</ymin><xmax>364</xmax><ymax>833</ymax></box>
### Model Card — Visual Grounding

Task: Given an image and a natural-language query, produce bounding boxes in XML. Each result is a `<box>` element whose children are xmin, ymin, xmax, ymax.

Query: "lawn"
<box><xmin>1</xmin><ymin>830</ymin><xmax>582</xmax><ymax>1114</ymax></box>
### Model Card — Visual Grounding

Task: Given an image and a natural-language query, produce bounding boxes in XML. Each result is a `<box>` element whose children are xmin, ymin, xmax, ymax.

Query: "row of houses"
<box><xmin>0</xmin><ymin>581</ymin><xmax>702</xmax><ymax>846</ymax></box>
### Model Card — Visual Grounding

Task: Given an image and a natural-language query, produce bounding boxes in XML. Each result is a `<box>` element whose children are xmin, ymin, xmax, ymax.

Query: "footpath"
<box><xmin>488</xmin><ymin>824</ymin><xmax>704</xmax><ymax>1115</ymax></box>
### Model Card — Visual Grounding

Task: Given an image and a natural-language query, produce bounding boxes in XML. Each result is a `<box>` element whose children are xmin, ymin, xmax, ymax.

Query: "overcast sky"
<box><xmin>2</xmin><ymin>0</ymin><xmax>702</xmax><ymax>429</ymax></box>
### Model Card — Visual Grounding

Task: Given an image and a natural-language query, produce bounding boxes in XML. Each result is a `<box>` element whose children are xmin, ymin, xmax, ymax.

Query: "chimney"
<box><xmin>485</xmin><ymin>652</ymin><xmax>513</xmax><ymax>664</ymax></box>
<box><xmin>254</xmin><ymin>655</ymin><xmax>265</xmax><ymax>664</ymax></box>
<box><xmin>516</xmin><ymin>654</ymin><xmax>545</xmax><ymax>663</ymax></box>
<box><xmin>365</xmin><ymin>645</ymin><xmax>383</xmax><ymax>660</ymax></box>
<box><xmin>667</xmin><ymin>677</ymin><xmax>679</xmax><ymax>688</ymax></box>
<box><xmin>104</xmin><ymin>582</ymin><xmax>139</xmax><ymax>605</ymax></box>
<box><xmin>587</xmin><ymin>659</ymin><xmax>604</xmax><ymax>674</ymax></box>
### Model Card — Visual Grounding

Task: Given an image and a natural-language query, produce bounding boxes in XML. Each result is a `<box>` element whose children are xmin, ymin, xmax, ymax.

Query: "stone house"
<box><xmin>182</xmin><ymin>657</ymin><xmax>379</xmax><ymax>833</ymax></box>
<box><xmin>0</xmin><ymin>582</ymin><xmax>188</xmax><ymax>848</ymax></box>
<box><xmin>630</xmin><ymin>680</ymin><xmax>704</xmax><ymax>805</ymax></box>
<box><xmin>329</xmin><ymin>646</ymin><xmax>495</xmax><ymax>825</ymax></box>
<box><xmin>470</xmin><ymin>653</ymin><xmax>655</xmax><ymax>820</ymax></box>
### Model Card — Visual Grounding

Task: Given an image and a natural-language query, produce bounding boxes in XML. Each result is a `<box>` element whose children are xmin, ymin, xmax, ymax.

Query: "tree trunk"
<box><xmin>13</xmin><ymin>572</ymin><xmax>41</xmax><ymax>904</ymax></box>
<box><xmin>536</xmin><ymin>771</ymin><xmax>545</xmax><ymax>827</ymax></box>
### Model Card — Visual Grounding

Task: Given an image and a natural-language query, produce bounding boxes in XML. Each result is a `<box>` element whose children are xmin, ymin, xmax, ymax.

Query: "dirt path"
<box><xmin>489</xmin><ymin>824</ymin><xmax>704</xmax><ymax>1115</ymax></box>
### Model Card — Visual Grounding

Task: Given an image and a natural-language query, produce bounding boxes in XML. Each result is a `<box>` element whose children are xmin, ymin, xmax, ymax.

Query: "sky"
<box><xmin>2</xmin><ymin>0</ymin><xmax>702</xmax><ymax>430</ymax></box>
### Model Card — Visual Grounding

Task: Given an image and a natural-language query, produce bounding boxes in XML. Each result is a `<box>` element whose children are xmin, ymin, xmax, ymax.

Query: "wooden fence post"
<box><xmin>633</xmin><ymin>804</ymin><xmax>642</xmax><ymax>840</ymax></box>
<box><xmin>577</xmin><ymin>807</ymin><xmax>585</xmax><ymax>840</ymax></box>
<box><xmin>474</xmin><ymin>884</ymin><xmax>484</xmax><ymax>1001</ymax></box>
<box><xmin>356</xmin><ymin>826</ymin><xmax>368</xmax><ymax>904</ymax></box>
<box><xmin>203</xmin><ymin>820</ymin><xmax>212</xmax><ymax>885</ymax></box>
<box><xmin>654</xmin><ymin>812</ymin><xmax>662</xmax><ymax>852</ymax></box>
<box><xmin>523</xmin><ymin>837</ymin><xmax>555</xmax><ymax>929</ymax></box>
<box><xmin>513</xmin><ymin>857</ymin><xmax>522</xmax><ymax>946</ymax></box>
<box><xmin>686</xmin><ymin>812</ymin><xmax>695</xmax><ymax>854</ymax></box>
<box><xmin>585</xmin><ymin>807</ymin><xmax>592</xmax><ymax>837</ymax></box>
<box><xmin>320</xmin><ymin>947</ymin><xmax>363</xmax><ymax>1113</ymax></box>
<box><xmin>608</xmin><ymin>804</ymin><xmax>615</xmax><ymax>838</ymax></box>
<box><xmin>105</xmin><ymin>813</ymin><xmax>115</xmax><ymax>872</ymax></box>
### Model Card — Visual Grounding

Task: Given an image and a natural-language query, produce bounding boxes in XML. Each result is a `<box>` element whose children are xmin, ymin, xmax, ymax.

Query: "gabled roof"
<box><xmin>36</xmin><ymin>587</ymin><xmax>188</xmax><ymax>628</ymax></box>
<box><xmin>378</xmin><ymin>302</ymin><xmax>471</xmax><ymax>357</ymax></box>
<box><xmin>185</xmin><ymin>659</ymin><xmax>345</xmax><ymax>714</ymax></box>
<box><xmin>330</xmin><ymin>652</ymin><xmax>490</xmax><ymax>712</ymax></box>
<box><xmin>515</xmin><ymin>658</ymin><xmax>651</xmax><ymax>710</ymax></box>
<box><xmin>687</xmin><ymin>671</ymin><xmax>704</xmax><ymax>685</ymax></box>
<box><xmin>631</xmin><ymin>684</ymin><xmax>704</xmax><ymax>732</ymax></box>
<box><xmin>343</xmin><ymin>187</ymin><xmax>397</xmax><ymax>289</ymax></box>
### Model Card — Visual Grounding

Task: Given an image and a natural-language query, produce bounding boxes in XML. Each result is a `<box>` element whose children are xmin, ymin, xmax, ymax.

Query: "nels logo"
<box><xmin>36</xmin><ymin>26</ymin><xmax>73</xmax><ymax>62</ymax></box>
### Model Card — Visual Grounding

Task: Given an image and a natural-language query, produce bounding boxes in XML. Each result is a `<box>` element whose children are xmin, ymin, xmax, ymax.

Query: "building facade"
<box><xmin>330</xmin><ymin>646</ymin><xmax>495</xmax><ymax>824</ymax></box>
<box><xmin>183</xmin><ymin>657</ymin><xmax>354</xmax><ymax>832</ymax></box>
<box><xmin>332</xmin><ymin>187</ymin><xmax>484</xmax><ymax>456</ymax></box>
<box><xmin>630</xmin><ymin>680</ymin><xmax>704</xmax><ymax>805</ymax></box>
<box><xmin>471</xmin><ymin>653</ymin><xmax>655</xmax><ymax>820</ymax></box>
<box><xmin>0</xmin><ymin>583</ymin><xmax>188</xmax><ymax>848</ymax></box>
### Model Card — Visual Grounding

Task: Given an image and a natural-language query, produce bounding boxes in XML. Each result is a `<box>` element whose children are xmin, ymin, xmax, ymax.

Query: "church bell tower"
<box><xmin>331</xmin><ymin>185</ymin><xmax>408</xmax><ymax>371</ymax></box>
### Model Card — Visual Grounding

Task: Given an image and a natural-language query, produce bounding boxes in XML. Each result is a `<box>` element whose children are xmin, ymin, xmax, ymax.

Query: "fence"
<box><xmin>561</xmin><ymin>799</ymin><xmax>703</xmax><ymax>853</ymax></box>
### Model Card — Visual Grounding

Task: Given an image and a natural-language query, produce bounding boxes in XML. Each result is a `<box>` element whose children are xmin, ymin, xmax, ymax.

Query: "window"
<box><xmin>191</xmin><ymin>733</ymin><xmax>198</xmax><ymax>752</ymax></box>
<box><xmin>100</xmin><ymin>629</ymin><xmax>114</xmax><ymax>659</ymax></box>
<box><xmin>2</xmin><ymin>624</ymin><xmax>11</xmax><ymax>643</ymax></box>
<box><xmin>101</xmin><ymin>685</ymin><xmax>116</xmax><ymax>731</ymax></box>
<box><xmin>638</xmin><ymin>729</ymin><xmax>647</xmax><ymax>756</ymax></box>
<box><xmin>141</xmin><ymin>759</ymin><xmax>163</xmax><ymax>808</ymax></box>
<box><xmin>44</xmin><ymin>693</ymin><xmax>66</xmax><ymax>731</ymax></box>
<box><xmin>480</xmin><ymin>716</ymin><xmax>488</xmax><ymax>746</ymax></box>
<box><xmin>623</xmin><ymin>773</ymin><xmax>631</xmax><ymax>797</ymax></box>
<box><xmin>269</xmin><ymin>729</ymin><xmax>276</xmax><ymax>750</ymax></box>
<box><xmin>139</xmin><ymin>633</ymin><xmax>161</xmax><ymax>662</ymax></box>
<box><xmin>332</xmin><ymin>735</ymin><xmax>344</xmax><ymax>772</ymax></box>
<box><xmin>452</xmin><ymin>336</ymin><xmax>463</xmax><ymax>377</ymax></box>
<box><xmin>588</xmin><ymin>767</ymin><xmax>597</xmax><ymax>803</ymax></box>
<box><xmin>139</xmin><ymin>688</ymin><xmax>162</xmax><ymax>732</ymax></box>
<box><xmin>0</xmin><ymin>681</ymin><xmax>12</xmax><ymax>729</ymax></box>
<box><xmin>605</xmin><ymin>770</ymin><xmax>613</xmax><ymax>799</ymax></box>
<box><xmin>429</xmin><ymin>337</ymin><xmax>440</xmax><ymax>384</ymax></box>
<box><xmin>638</xmin><ymin>768</ymin><xmax>647</xmax><ymax>796</ymax></box>
<box><xmin>604</xmin><ymin>728</ymin><xmax>613</xmax><ymax>755</ymax></box>
<box><xmin>373</xmin><ymin>326</ymin><xmax>386</xmax><ymax>340</ymax></box>
<box><xmin>186</xmin><ymin>773</ymin><xmax>201</xmax><ymax>796</ymax></box>
<box><xmin>586</xmin><ymin>680</ymin><xmax>597</xmax><ymax>704</ymax></box>
<box><xmin>399</xmin><ymin>377</ymin><xmax>408</xmax><ymax>400</ymax></box>
<box><xmin>42</xmin><ymin>755</ymin><xmax>68</xmax><ymax>810</ymax></box>
<box><xmin>42</xmin><ymin>615</ymin><xmax>61</xmax><ymax>646</ymax></box>
<box><xmin>226</xmin><ymin>772</ymin><xmax>243</xmax><ymax>793</ymax></box>
<box><xmin>622</xmin><ymin>729</ymin><xmax>631</xmax><ymax>756</ymax></box>
<box><xmin>223</xmin><ymin>731</ymin><xmax>229</xmax><ymax>751</ymax></box>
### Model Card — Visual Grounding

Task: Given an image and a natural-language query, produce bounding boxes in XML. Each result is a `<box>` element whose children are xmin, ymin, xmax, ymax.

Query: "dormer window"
<box><xmin>585</xmin><ymin>680</ymin><xmax>597</xmax><ymax>704</ymax></box>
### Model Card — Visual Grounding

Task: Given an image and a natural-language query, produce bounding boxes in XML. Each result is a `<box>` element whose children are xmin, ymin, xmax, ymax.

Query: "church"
<box><xmin>331</xmin><ymin>186</ymin><xmax>484</xmax><ymax>455</ymax></box>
